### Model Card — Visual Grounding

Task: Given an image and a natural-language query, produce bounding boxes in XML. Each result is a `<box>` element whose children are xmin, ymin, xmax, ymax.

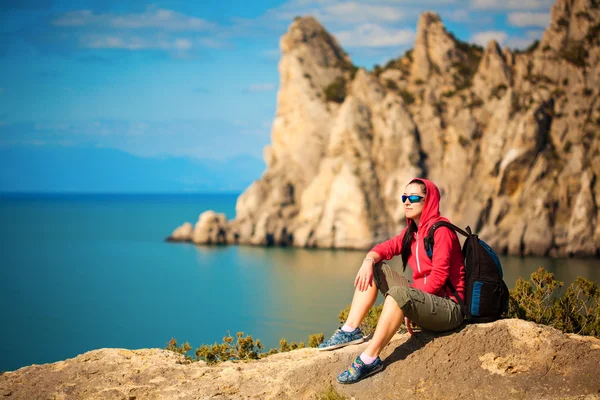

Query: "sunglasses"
<box><xmin>402</xmin><ymin>195</ymin><xmax>424</xmax><ymax>204</ymax></box>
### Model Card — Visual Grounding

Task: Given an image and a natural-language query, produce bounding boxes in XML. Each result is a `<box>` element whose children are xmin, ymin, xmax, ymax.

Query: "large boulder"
<box><xmin>1</xmin><ymin>320</ymin><xmax>599</xmax><ymax>399</ymax></box>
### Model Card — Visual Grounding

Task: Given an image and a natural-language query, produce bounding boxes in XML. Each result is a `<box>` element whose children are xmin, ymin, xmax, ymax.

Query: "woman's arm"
<box><xmin>369</xmin><ymin>229</ymin><xmax>406</xmax><ymax>261</ymax></box>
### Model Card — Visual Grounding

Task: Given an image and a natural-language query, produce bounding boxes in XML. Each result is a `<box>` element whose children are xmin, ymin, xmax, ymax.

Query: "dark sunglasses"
<box><xmin>402</xmin><ymin>195</ymin><xmax>424</xmax><ymax>204</ymax></box>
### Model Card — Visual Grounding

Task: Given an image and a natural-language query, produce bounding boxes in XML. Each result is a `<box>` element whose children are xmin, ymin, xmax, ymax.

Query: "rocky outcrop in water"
<box><xmin>2</xmin><ymin>320</ymin><xmax>600</xmax><ymax>399</ymax></box>
<box><xmin>169</xmin><ymin>0</ymin><xmax>600</xmax><ymax>257</ymax></box>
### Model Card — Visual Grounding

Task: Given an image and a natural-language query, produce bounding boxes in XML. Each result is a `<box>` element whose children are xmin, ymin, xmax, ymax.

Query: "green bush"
<box><xmin>508</xmin><ymin>268</ymin><xmax>600</xmax><ymax>338</ymax></box>
<box><xmin>338</xmin><ymin>303</ymin><xmax>383</xmax><ymax>336</ymax></box>
<box><xmin>491</xmin><ymin>84</ymin><xmax>508</xmax><ymax>99</ymax></box>
<box><xmin>385</xmin><ymin>79</ymin><xmax>399</xmax><ymax>91</ymax></box>
<box><xmin>308</xmin><ymin>333</ymin><xmax>324</xmax><ymax>348</ymax></box>
<box><xmin>398</xmin><ymin>89</ymin><xmax>415</xmax><ymax>105</ymax></box>
<box><xmin>560</xmin><ymin>40</ymin><xmax>589</xmax><ymax>68</ymax></box>
<box><xmin>587</xmin><ymin>24</ymin><xmax>600</xmax><ymax>45</ymax></box>
<box><xmin>165</xmin><ymin>338</ymin><xmax>193</xmax><ymax>361</ymax></box>
<box><xmin>442</xmin><ymin>89</ymin><xmax>456</xmax><ymax>98</ymax></box>
<box><xmin>317</xmin><ymin>386</ymin><xmax>348</xmax><ymax>400</ymax></box>
<box><xmin>167</xmin><ymin>331</ymin><xmax>316</xmax><ymax>365</ymax></box>
<box><xmin>194</xmin><ymin>332</ymin><xmax>264</xmax><ymax>364</ymax></box>
<box><xmin>324</xmin><ymin>76</ymin><xmax>347</xmax><ymax>103</ymax></box>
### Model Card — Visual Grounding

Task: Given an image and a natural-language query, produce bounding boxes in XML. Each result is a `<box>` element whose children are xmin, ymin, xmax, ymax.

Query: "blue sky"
<box><xmin>0</xmin><ymin>0</ymin><xmax>553</xmax><ymax>192</ymax></box>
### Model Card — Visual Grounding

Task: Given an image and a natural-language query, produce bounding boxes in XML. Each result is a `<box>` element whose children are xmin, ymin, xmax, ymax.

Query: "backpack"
<box><xmin>423</xmin><ymin>221</ymin><xmax>509</xmax><ymax>323</ymax></box>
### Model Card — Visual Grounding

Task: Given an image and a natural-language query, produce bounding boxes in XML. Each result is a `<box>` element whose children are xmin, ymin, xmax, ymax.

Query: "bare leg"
<box><xmin>362</xmin><ymin>295</ymin><xmax>404</xmax><ymax>357</ymax></box>
<box><xmin>344</xmin><ymin>282</ymin><xmax>378</xmax><ymax>328</ymax></box>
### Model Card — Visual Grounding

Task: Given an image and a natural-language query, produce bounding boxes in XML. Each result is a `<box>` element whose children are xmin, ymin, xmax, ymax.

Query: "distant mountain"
<box><xmin>0</xmin><ymin>145</ymin><xmax>265</xmax><ymax>193</ymax></box>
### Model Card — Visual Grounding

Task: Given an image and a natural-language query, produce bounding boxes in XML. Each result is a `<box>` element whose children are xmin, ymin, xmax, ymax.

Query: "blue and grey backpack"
<box><xmin>424</xmin><ymin>221</ymin><xmax>509</xmax><ymax>323</ymax></box>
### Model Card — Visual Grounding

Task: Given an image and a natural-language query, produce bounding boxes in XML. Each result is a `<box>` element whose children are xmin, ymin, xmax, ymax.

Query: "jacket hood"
<box><xmin>406</xmin><ymin>178</ymin><xmax>443</xmax><ymax>232</ymax></box>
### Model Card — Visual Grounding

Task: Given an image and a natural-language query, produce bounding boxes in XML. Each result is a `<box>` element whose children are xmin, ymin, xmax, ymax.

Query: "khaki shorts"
<box><xmin>373</xmin><ymin>262</ymin><xmax>464</xmax><ymax>332</ymax></box>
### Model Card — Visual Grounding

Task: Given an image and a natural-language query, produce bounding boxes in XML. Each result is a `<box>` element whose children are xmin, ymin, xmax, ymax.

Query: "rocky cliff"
<box><xmin>2</xmin><ymin>320</ymin><xmax>600</xmax><ymax>399</ymax></box>
<box><xmin>169</xmin><ymin>0</ymin><xmax>600</xmax><ymax>257</ymax></box>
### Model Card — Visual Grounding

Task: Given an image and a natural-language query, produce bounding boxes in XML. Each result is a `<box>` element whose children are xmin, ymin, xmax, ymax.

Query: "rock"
<box><xmin>2</xmin><ymin>320</ymin><xmax>600</xmax><ymax>399</ymax></box>
<box><xmin>410</xmin><ymin>12</ymin><xmax>464</xmax><ymax>83</ymax></box>
<box><xmin>166</xmin><ymin>222</ymin><xmax>193</xmax><ymax>242</ymax></box>
<box><xmin>191</xmin><ymin>211</ymin><xmax>229</xmax><ymax>245</ymax></box>
<box><xmin>169</xmin><ymin>0</ymin><xmax>600</xmax><ymax>256</ymax></box>
<box><xmin>473</xmin><ymin>40</ymin><xmax>512</xmax><ymax>99</ymax></box>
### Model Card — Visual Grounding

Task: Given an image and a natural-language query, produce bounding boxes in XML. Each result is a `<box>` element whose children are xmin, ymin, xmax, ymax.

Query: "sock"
<box><xmin>359</xmin><ymin>352</ymin><xmax>377</xmax><ymax>365</ymax></box>
<box><xmin>341</xmin><ymin>324</ymin><xmax>356</xmax><ymax>332</ymax></box>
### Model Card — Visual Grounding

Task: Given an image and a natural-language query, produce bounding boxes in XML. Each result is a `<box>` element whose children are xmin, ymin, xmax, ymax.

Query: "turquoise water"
<box><xmin>1</xmin><ymin>193</ymin><xmax>599</xmax><ymax>372</ymax></box>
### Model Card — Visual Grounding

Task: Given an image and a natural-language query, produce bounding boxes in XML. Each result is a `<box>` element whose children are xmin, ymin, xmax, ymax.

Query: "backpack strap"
<box><xmin>423</xmin><ymin>221</ymin><xmax>469</xmax><ymax>318</ymax></box>
<box><xmin>424</xmin><ymin>221</ymin><xmax>469</xmax><ymax>259</ymax></box>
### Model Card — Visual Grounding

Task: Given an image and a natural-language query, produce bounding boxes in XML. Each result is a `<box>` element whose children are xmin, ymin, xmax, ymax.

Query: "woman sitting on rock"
<box><xmin>318</xmin><ymin>178</ymin><xmax>466</xmax><ymax>384</ymax></box>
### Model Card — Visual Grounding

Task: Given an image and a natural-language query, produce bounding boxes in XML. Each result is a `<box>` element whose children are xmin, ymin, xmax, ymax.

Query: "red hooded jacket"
<box><xmin>370</xmin><ymin>178</ymin><xmax>465</xmax><ymax>302</ymax></box>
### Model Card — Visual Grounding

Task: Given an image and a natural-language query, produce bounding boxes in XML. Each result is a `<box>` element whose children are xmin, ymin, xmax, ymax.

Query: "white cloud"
<box><xmin>335</xmin><ymin>24</ymin><xmax>415</xmax><ymax>48</ymax></box>
<box><xmin>526</xmin><ymin>29</ymin><xmax>544</xmax><ymax>39</ymax></box>
<box><xmin>472</xmin><ymin>0</ymin><xmax>552</xmax><ymax>9</ymax></box>
<box><xmin>505</xmin><ymin>37</ymin><xmax>535</xmax><ymax>49</ymax></box>
<box><xmin>471</xmin><ymin>30</ymin><xmax>508</xmax><ymax>46</ymax></box>
<box><xmin>261</xmin><ymin>48</ymin><xmax>282</xmax><ymax>61</ymax></box>
<box><xmin>53</xmin><ymin>7</ymin><xmax>215</xmax><ymax>31</ymax></box>
<box><xmin>322</xmin><ymin>3</ymin><xmax>405</xmax><ymax>23</ymax></box>
<box><xmin>0</xmin><ymin>139</ymin><xmax>73</xmax><ymax>147</ymax></box>
<box><xmin>247</xmin><ymin>83</ymin><xmax>277</xmax><ymax>92</ymax></box>
<box><xmin>504</xmin><ymin>29</ymin><xmax>543</xmax><ymax>49</ymax></box>
<box><xmin>80</xmin><ymin>34</ymin><xmax>198</xmax><ymax>51</ymax></box>
<box><xmin>508</xmin><ymin>12</ymin><xmax>550</xmax><ymax>27</ymax></box>
<box><xmin>446</xmin><ymin>9</ymin><xmax>471</xmax><ymax>22</ymax></box>
<box><xmin>268</xmin><ymin>1</ymin><xmax>406</xmax><ymax>24</ymax></box>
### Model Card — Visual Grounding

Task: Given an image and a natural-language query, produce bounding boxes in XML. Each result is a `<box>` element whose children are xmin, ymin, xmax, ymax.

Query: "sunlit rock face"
<box><xmin>169</xmin><ymin>0</ymin><xmax>600</xmax><ymax>257</ymax></box>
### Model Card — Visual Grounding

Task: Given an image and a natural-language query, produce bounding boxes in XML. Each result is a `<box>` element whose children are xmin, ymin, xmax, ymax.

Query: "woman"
<box><xmin>318</xmin><ymin>178</ymin><xmax>466</xmax><ymax>384</ymax></box>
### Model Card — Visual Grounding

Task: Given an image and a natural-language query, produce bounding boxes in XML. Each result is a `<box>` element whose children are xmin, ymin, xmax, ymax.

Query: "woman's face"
<box><xmin>403</xmin><ymin>183</ymin><xmax>426</xmax><ymax>221</ymax></box>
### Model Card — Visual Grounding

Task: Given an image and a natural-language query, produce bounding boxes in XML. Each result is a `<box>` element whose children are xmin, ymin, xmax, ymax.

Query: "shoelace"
<box><xmin>347</xmin><ymin>359</ymin><xmax>362</xmax><ymax>375</ymax></box>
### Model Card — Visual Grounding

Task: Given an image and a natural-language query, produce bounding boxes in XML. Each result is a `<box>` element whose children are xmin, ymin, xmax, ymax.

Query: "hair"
<box><xmin>401</xmin><ymin>179</ymin><xmax>427</xmax><ymax>271</ymax></box>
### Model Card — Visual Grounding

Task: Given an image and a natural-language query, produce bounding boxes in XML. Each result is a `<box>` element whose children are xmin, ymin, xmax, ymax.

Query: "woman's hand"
<box><xmin>354</xmin><ymin>259</ymin><xmax>374</xmax><ymax>292</ymax></box>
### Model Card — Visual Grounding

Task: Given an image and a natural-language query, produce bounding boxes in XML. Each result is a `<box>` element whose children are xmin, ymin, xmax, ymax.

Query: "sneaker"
<box><xmin>337</xmin><ymin>356</ymin><xmax>384</xmax><ymax>384</ymax></box>
<box><xmin>317</xmin><ymin>327</ymin><xmax>364</xmax><ymax>351</ymax></box>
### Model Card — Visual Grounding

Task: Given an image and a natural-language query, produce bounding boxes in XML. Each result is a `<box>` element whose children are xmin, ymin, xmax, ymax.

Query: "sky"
<box><xmin>0</xmin><ymin>0</ymin><xmax>554</xmax><ymax>192</ymax></box>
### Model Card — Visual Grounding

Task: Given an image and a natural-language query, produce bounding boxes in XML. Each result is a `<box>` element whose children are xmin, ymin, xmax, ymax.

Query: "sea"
<box><xmin>1</xmin><ymin>192</ymin><xmax>599</xmax><ymax>372</ymax></box>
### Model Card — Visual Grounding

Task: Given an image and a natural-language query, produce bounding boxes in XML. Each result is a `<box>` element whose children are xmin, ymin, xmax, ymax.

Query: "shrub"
<box><xmin>562</xmin><ymin>78</ymin><xmax>569</xmax><ymax>86</ymax></box>
<box><xmin>557</xmin><ymin>17</ymin><xmax>569</xmax><ymax>28</ymax></box>
<box><xmin>194</xmin><ymin>332</ymin><xmax>264</xmax><ymax>364</ymax></box>
<box><xmin>385</xmin><ymin>79</ymin><xmax>399</xmax><ymax>91</ymax></box>
<box><xmin>167</xmin><ymin>330</ymin><xmax>317</xmax><ymax>365</ymax></box>
<box><xmin>308</xmin><ymin>333</ymin><xmax>324</xmax><ymax>348</ymax></box>
<box><xmin>587</xmin><ymin>24</ymin><xmax>600</xmax><ymax>45</ymax></box>
<box><xmin>576</xmin><ymin>11</ymin><xmax>592</xmax><ymax>20</ymax></box>
<box><xmin>442</xmin><ymin>89</ymin><xmax>456</xmax><ymax>98</ymax></box>
<box><xmin>508</xmin><ymin>268</ymin><xmax>600</xmax><ymax>338</ymax></box>
<box><xmin>468</xmin><ymin>97</ymin><xmax>484</xmax><ymax>109</ymax></box>
<box><xmin>510</xmin><ymin>93</ymin><xmax>521</xmax><ymax>117</ymax></box>
<box><xmin>583</xmin><ymin>88</ymin><xmax>593</xmax><ymax>97</ymax></box>
<box><xmin>524</xmin><ymin>40</ymin><xmax>540</xmax><ymax>54</ymax></box>
<box><xmin>318</xmin><ymin>386</ymin><xmax>348</xmax><ymax>400</ymax></box>
<box><xmin>560</xmin><ymin>40</ymin><xmax>588</xmax><ymax>68</ymax></box>
<box><xmin>324</xmin><ymin>76</ymin><xmax>347</xmax><ymax>103</ymax></box>
<box><xmin>491</xmin><ymin>84</ymin><xmax>508</xmax><ymax>99</ymax></box>
<box><xmin>398</xmin><ymin>89</ymin><xmax>415</xmax><ymax>105</ymax></box>
<box><xmin>338</xmin><ymin>303</ymin><xmax>383</xmax><ymax>336</ymax></box>
<box><xmin>414</xmin><ymin>79</ymin><xmax>425</xmax><ymax>85</ymax></box>
<box><xmin>165</xmin><ymin>338</ymin><xmax>193</xmax><ymax>361</ymax></box>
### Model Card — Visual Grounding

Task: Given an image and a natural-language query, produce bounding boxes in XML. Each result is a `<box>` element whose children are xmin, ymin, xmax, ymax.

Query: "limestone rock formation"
<box><xmin>169</xmin><ymin>0</ymin><xmax>600</xmax><ymax>257</ymax></box>
<box><xmin>2</xmin><ymin>320</ymin><xmax>600</xmax><ymax>399</ymax></box>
